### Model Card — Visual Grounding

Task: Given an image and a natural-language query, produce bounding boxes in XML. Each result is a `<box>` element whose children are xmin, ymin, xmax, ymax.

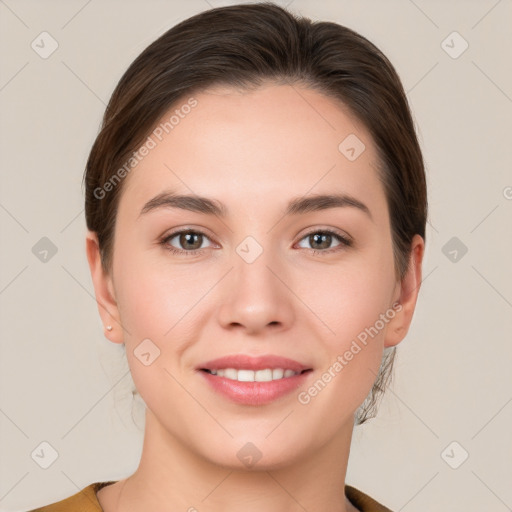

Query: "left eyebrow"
<box><xmin>286</xmin><ymin>193</ymin><xmax>372</xmax><ymax>220</ymax></box>
<box><xmin>138</xmin><ymin>190</ymin><xmax>372</xmax><ymax>221</ymax></box>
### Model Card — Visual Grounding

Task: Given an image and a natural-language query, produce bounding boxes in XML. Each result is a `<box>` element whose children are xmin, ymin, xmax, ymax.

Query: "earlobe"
<box><xmin>85</xmin><ymin>231</ymin><xmax>124</xmax><ymax>344</ymax></box>
<box><xmin>384</xmin><ymin>234</ymin><xmax>425</xmax><ymax>348</ymax></box>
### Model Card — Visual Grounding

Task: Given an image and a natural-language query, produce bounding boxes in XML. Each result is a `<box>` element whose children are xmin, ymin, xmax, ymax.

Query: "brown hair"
<box><xmin>84</xmin><ymin>2</ymin><xmax>427</xmax><ymax>425</ymax></box>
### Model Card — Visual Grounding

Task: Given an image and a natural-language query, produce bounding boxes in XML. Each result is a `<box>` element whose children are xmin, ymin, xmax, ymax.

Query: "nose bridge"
<box><xmin>234</xmin><ymin>233</ymin><xmax>283</xmax><ymax>303</ymax></box>
<box><xmin>217</xmin><ymin>233</ymin><xmax>294</xmax><ymax>332</ymax></box>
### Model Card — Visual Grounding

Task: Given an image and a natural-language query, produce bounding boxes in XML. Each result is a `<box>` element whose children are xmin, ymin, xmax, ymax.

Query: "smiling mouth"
<box><xmin>200</xmin><ymin>368</ymin><xmax>312</xmax><ymax>382</ymax></box>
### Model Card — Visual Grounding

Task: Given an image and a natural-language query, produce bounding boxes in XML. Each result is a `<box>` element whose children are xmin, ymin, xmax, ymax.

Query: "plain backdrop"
<box><xmin>1</xmin><ymin>1</ymin><xmax>511</xmax><ymax>511</ymax></box>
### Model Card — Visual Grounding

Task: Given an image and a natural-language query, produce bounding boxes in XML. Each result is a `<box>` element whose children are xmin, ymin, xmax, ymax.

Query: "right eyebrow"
<box><xmin>139</xmin><ymin>191</ymin><xmax>226</xmax><ymax>218</ymax></box>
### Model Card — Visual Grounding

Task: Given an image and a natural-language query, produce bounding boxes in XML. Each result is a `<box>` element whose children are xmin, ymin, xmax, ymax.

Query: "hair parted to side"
<box><xmin>84</xmin><ymin>2</ymin><xmax>427</xmax><ymax>426</ymax></box>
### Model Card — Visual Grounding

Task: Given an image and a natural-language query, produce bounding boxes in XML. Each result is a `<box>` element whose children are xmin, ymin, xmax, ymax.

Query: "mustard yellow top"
<box><xmin>28</xmin><ymin>481</ymin><xmax>393</xmax><ymax>511</ymax></box>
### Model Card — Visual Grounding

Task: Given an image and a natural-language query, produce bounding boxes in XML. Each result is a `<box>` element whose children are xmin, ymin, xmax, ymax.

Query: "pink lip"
<box><xmin>197</xmin><ymin>354</ymin><xmax>313</xmax><ymax>406</ymax></box>
<box><xmin>198</xmin><ymin>354</ymin><xmax>310</xmax><ymax>373</ymax></box>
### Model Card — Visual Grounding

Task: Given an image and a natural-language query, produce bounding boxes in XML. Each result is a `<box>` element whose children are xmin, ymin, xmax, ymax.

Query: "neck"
<box><xmin>109</xmin><ymin>409</ymin><xmax>358</xmax><ymax>512</ymax></box>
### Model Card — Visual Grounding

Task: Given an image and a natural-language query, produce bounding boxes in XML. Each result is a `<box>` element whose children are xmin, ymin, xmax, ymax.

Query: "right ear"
<box><xmin>85</xmin><ymin>230</ymin><xmax>124</xmax><ymax>344</ymax></box>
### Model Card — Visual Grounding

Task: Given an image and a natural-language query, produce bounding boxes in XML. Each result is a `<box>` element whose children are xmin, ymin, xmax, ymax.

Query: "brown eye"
<box><xmin>178</xmin><ymin>232</ymin><xmax>203</xmax><ymax>250</ymax></box>
<box><xmin>309</xmin><ymin>232</ymin><xmax>333</xmax><ymax>250</ymax></box>
<box><xmin>297</xmin><ymin>230</ymin><xmax>352</xmax><ymax>253</ymax></box>
<box><xmin>161</xmin><ymin>230</ymin><xmax>214</xmax><ymax>255</ymax></box>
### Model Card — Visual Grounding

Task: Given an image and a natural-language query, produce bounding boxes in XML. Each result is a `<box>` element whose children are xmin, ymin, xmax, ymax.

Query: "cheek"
<box><xmin>113</xmin><ymin>241</ymin><xmax>205</xmax><ymax>339</ymax></box>
<box><xmin>298</xmin><ymin>251</ymin><xmax>396</xmax><ymax>396</ymax></box>
<box><xmin>112</xmin><ymin>253</ymin><xmax>214</xmax><ymax>398</ymax></box>
<box><xmin>304</xmin><ymin>255</ymin><xmax>395</xmax><ymax>345</ymax></box>
<box><xmin>293</xmin><ymin>270</ymin><xmax>394</xmax><ymax>430</ymax></box>
<box><xmin>114</xmin><ymin>262</ymin><xmax>200</xmax><ymax>419</ymax></box>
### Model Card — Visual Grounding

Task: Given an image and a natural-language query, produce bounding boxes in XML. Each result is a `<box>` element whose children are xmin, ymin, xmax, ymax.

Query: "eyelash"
<box><xmin>159</xmin><ymin>228</ymin><xmax>353</xmax><ymax>257</ymax></box>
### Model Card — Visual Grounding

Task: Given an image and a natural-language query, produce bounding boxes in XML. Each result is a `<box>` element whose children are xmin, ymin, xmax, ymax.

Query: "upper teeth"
<box><xmin>208</xmin><ymin>368</ymin><xmax>299</xmax><ymax>382</ymax></box>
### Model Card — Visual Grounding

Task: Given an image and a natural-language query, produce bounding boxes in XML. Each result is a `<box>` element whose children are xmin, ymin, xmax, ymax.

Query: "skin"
<box><xmin>87</xmin><ymin>83</ymin><xmax>424</xmax><ymax>512</ymax></box>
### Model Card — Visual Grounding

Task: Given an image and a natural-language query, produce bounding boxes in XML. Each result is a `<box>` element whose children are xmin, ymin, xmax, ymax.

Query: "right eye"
<box><xmin>160</xmin><ymin>229</ymin><xmax>215</xmax><ymax>256</ymax></box>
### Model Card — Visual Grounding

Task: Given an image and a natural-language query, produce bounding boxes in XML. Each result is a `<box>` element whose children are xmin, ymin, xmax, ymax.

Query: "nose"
<box><xmin>217</xmin><ymin>246</ymin><xmax>295</xmax><ymax>335</ymax></box>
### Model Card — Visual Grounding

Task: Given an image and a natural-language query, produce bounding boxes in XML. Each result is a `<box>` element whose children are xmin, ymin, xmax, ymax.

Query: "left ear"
<box><xmin>384</xmin><ymin>234</ymin><xmax>425</xmax><ymax>348</ymax></box>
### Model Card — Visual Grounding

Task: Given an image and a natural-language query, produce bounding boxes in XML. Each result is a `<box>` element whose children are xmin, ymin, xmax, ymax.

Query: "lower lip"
<box><xmin>199</xmin><ymin>370</ymin><xmax>311</xmax><ymax>405</ymax></box>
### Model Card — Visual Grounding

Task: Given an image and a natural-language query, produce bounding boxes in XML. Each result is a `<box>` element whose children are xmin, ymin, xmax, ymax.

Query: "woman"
<box><xmin>31</xmin><ymin>3</ymin><xmax>426</xmax><ymax>511</ymax></box>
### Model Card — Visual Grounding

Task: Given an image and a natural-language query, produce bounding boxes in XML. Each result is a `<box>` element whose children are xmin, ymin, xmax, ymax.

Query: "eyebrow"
<box><xmin>139</xmin><ymin>190</ymin><xmax>372</xmax><ymax>220</ymax></box>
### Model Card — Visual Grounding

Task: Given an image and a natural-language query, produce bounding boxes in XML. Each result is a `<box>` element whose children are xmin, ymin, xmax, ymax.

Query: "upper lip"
<box><xmin>198</xmin><ymin>354</ymin><xmax>311</xmax><ymax>373</ymax></box>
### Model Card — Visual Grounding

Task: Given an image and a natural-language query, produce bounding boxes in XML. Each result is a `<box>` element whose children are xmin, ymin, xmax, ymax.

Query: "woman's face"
<box><xmin>89</xmin><ymin>83</ymin><xmax>421</xmax><ymax>469</ymax></box>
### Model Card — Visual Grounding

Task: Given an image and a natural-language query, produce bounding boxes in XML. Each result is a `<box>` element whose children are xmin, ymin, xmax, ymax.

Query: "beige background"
<box><xmin>1</xmin><ymin>0</ymin><xmax>511</xmax><ymax>510</ymax></box>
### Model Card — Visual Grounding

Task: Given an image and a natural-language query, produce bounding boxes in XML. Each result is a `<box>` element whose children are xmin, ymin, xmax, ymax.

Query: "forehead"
<box><xmin>119</xmin><ymin>83</ymin><xmax>386</xmax><ymax>219</ymax></box>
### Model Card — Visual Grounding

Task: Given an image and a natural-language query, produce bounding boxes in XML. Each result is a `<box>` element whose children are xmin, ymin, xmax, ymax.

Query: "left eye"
<box><xmin>296</xmin><ymin>230</ymin><xmax>352</xmax><ymax>252</ymax></box>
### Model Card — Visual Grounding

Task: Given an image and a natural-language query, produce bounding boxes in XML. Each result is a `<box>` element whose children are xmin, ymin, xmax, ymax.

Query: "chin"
<box><xmin>197</xmin><ymin>437</ymin><xmax>306</xmax><ymax>471</ymax></box>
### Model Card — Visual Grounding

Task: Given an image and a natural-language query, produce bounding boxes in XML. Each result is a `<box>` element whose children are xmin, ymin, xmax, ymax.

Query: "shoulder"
<box><xmin>28</xmin><ymin>481</ymin><xmax>117</xmax><ymax>512</ymax></box>
<box><xmin>345</xmin><ymin>484</ymin><xmax>394</xmax><ymax>512</ymax></box>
